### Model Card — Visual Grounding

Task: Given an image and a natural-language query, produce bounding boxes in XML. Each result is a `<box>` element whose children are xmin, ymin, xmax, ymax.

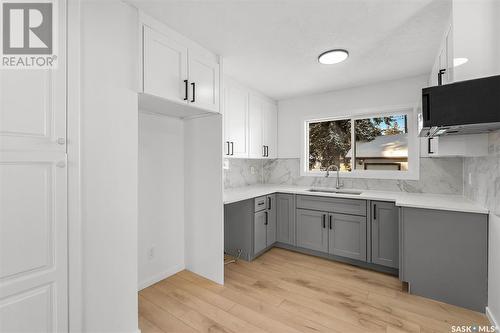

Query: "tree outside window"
<box><xmin>308</xmin><ymin>114</ymin><xmax>408</xmax><ymax>172</ymax></box>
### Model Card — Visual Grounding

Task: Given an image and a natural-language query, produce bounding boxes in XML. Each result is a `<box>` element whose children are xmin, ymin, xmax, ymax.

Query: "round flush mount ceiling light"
<box><xmin>318</xmin><ymin>49</ymin><xmax>349</xmax><ymax>65</ymax></box>
<box><xmin>453</xmin><ymin>57</ymin><xmax>468</xmax><ymax>67</ymax></box>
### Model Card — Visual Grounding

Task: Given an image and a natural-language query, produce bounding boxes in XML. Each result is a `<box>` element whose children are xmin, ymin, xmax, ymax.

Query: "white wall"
<box><xmin>184</xmin><ymin>115</ymin><xmax>224</xmax><ymax>284</ymax></box>
<box><xmin>81</xmin><ymin>1</ymin><xmax>139</xmax><ymax>332</ymax></box>
<box><xmin>277</xmin><ymin>75</ymin><xmax>427</xmax><ymax>158</ymax></box>
<box><xmin>452</xmin><ymin>0</ymin><xmax>500</xmax><ymax>81</ymax></box>
<box><xmin>138</xmin><ymin>112</ymin><xmax>185</xmax><ymax>289</ymax></box>
<box><xmin>489</xmin><ymin>214</ymin><xmax>500</xmax><ymax>327</ymax></box>
<box><xmin>464</xmin><ymin>131</ymin><xmax>500</xmax><ymax>325</ymax></box>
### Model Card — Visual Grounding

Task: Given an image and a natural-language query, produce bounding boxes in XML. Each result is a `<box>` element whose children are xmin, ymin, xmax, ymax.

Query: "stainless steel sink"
<box><xmin>307</xmin><ymin>188</ymin><xmax>363</xmax><ymax>195</ymax></box>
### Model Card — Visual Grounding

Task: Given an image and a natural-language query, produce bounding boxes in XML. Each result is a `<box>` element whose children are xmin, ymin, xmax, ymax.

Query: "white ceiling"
<box><xmin>130</xmin><ymin>0</ymin><xmax>451</xmax><ymax>100</ymax></box>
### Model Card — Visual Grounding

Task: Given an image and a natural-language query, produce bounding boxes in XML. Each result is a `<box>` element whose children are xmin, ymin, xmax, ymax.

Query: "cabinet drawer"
<box><xmin>296</xmin><ymin>195</ymin><xmax>366</xmax><ymax>216</ymax></box>
<box><xmin>255</xmin><ymin>196</ymin><xmax>267</xmax><ymax>212</ymax></box>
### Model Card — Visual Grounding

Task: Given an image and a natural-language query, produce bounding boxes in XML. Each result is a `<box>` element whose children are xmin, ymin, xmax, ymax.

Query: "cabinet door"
<box><xmin>254</xmin><ymin>210</ymin><xmax>268</xmax><ymax>254</ymax></box>
<box><xmin>296</xmin><ymin>209</ymin><xmax>328</xmax><ymax>253</ymax></box>
<box><xmin>248</xmin><ymin>94</ymin><xmax>263</xmax><ymax>158</ymax></box>
<box><xmin>223</xmin><ymin>81</ymin><xmax>248</xmax><ymax>157</ymax></box>
<box><xmin>143</xmin><ymin>26</ymin><xmax>188</xmax><ymax>103</ymax></box>
<box><xmin>371</xmin><ymin>201</ymin><xmax>399</xmax><ymax>268</ymax></box>
<box><xmin>266</xmin><ymin>195</ymin><xmax>276</xmax><ymax>246</ymax></box>
<box><xmin>329</xmin><ymin>213</ymin><xmax>366</xmax><ymax>261</ymax></box>
<box><xmin>262</xmin><ymin>100</ymin><xmax>278</xmax><ymax>158</ymax></box>
<box><xmin>188</xmin><ymin>51</ymin><xmax>219</xmax><ymax>112</ymax></box>
<box><xmin>276</xmin><ymin>194</ymin><xmax>296</xmax><ymax>245</ymax></box>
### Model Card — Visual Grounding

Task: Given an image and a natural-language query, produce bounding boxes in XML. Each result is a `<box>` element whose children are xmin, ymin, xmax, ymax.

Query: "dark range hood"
<box><xmin>419</xmin><ymin>75</ymin><xmax>500</xmax><ymax>137</ymax></box>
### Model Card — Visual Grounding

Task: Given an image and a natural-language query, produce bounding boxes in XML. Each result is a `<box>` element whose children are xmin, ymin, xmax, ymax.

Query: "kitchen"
<box><xmin>0</xmin><ymin>0</ymin><xmax>499</xmax><ymax>332</ymax></box>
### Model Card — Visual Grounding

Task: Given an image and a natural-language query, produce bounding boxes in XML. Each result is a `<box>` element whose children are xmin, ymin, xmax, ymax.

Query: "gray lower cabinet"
<box><xmin>276</xmin><ymin>193</ymin><xmax>296</xmax><ymax>245</ymax></box>
<box><xmin>400</xmin><ymin>207</ymin><xmax>488</xmax><ymax>312</ymax></box>
<box><xmin>253</xmin><ymin>194</ymin><xmax>276</xmax><ymax>256</ymax></box>
<box><xmin>296</xmin><ymin>209</ymin><xmax>329</xmax><ymax>253</ymax></box>
<box><xmin>254</xmin><ymin>210</ymin><xmax>268</xmax><ymax>254</ymax></box>
<box><xmin>266</xmin><ymin>194</ymin><xmax>277</xmax><ymax>246</ymax></box>
<box><xmin>329</xmin><ymin>213</ymin><xmax>366</xmax><ymax>261</ymax></box>
<box><xmin>370</xmin><ymin>201</ymin><xmax>398</xmax><ymax>268</ymax></box>
<box><xmin>224</xmin><ymin>199</ymin><xmax>254</xmax><ymax>261</ymax></box>
<box><xmin>224</xmin><ymin>194</ymin><xmax>276</xmax><ymax>260</ymax></box>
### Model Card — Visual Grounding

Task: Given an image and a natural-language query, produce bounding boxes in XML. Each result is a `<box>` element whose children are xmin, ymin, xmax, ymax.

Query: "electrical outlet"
<box><xmin>148</xmin><ymin>245</ymin><xmax>155</xmax><ymax>261</ymax></box>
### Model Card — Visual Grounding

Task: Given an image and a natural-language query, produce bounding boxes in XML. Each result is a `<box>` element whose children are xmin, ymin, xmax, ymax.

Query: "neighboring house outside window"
<box><xmin>303</xmin><ymin>108</ymin><xmax>418</xmax><ymax>180</ymax></box>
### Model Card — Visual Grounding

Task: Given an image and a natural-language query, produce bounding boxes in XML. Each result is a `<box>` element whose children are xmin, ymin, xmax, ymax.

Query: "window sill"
<box><xmin>300</xmin><ymin>170</ymin><xmax>419</xmax><ymax>181</ymax></box>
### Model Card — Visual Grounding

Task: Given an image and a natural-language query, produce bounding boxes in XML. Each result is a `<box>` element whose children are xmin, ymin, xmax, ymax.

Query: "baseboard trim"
<box><xmin>486</xmin><ymin>307</ymin><xmax>499</xmax><ymax>329</ymax></box>
<box><xmin>138</xmin><ymin>265</ymin><xmax>184</xmax><ymax>291</ymax></box>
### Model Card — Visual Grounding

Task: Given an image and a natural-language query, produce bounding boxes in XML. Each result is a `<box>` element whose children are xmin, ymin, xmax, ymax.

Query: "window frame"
<box><xmin>301</xmin><ymin>106</ymin><xmax>419</xmax><ymax>180</ymax></box>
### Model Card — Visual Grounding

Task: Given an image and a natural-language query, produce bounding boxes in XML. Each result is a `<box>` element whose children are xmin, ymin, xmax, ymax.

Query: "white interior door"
<box><xmin>0</xmin><ymin>153</ymin><xmax>68</xmax><ymax>333</ymax></box>
<box><xmin>143</xmin><ymin>25</ymin><xmax>188</xmax><ymax>103</ymax></box>
<box><xmin>0</xmin><ymin>1</ymin><xmax>67</xmax><ymax>331</ymax></box>
<box><xmin>0</xmin><ymin>69</ymin><xmax>66</xmax><ymax>152</ymax></box>
<box><xmin>188</xmin><ymin>52</ymin><xmax>219</xmax><ymax>112</ymax></box>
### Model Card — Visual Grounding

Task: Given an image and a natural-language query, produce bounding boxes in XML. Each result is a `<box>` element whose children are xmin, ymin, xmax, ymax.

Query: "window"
<box><xmin>305</xmin><ymin>109</ymin><xmax>416</xmax><ymax>179</ymax></box>
<box><xmin>353</xmin><ymin>115</ymin><xmax>408</xmax><ymax>171</ymax></box>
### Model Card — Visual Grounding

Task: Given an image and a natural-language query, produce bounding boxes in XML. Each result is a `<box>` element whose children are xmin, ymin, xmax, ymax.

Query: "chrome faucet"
<box><xmin>325</xmin><ymin>164</ymin><xmax>344</xmax><ymax>189</ymax></box>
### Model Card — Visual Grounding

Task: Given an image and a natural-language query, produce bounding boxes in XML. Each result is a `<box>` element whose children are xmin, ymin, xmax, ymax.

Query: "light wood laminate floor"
<box><xmin>139</xmin><ymin>248</ymin><xmax>489</xmax><ymax>333</ymax></box>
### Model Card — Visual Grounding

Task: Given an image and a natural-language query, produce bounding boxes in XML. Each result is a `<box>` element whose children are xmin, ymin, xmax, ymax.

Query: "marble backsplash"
<box><xmin>463</xmin><ymin>131</ymin><xmax>500</xmax><ymax>216</ymax></box>
<box><xmin>224</xmin><ymin>156</ymin><xmax>464</xmax><ymax>194</ymax></box>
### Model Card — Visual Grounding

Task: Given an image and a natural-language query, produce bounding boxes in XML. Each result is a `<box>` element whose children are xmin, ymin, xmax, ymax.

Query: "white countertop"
<box><xmin>223</xmin><ymin>184</ymin><xmax>489</xmax><ymax>214</ymax></box>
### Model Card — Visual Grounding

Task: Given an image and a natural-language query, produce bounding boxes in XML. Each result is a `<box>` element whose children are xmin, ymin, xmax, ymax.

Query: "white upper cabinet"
<box><xmin>188</xmin><ymin>51</ymin><xmax>219</xmax><ymax>113</ymax></box>
<box><xmin>224</xmin><ymin>80</ymin><xmax>248</xmax><ymax>157</ymax></box>
<box><xmin>262</xmin><ymin>99</ymin><xmax>278</xmax><ymax>159</ymax></box>
<box><xmin>421</xmin><ymin>134</ymin><xmax>488</xmax><ymax>158</ymax></box>
<box><xmin>429</xmin><ymin>25</ymin><xmax>453</xmax><ymax>86</ymax></box>
<box><xmin>429</xmin><ymin>0</ymin><xmax>500</xmax><ymax>86</ymax></box>
<box><xmin>141</xmin><ymin>15</ymin><xmax>220</xmax><ymax>114</ymax></box>
<box><xmin>248</xmin><ymin>93</ymin><xmax>264</xmax><ymax>158</ymax></box>
<box><xmin>143</xmin><ymin>26</ymin><xmax>188</xmax><ymax>103</ymax></box>
<box><xmin>223</xmin><ymin>77</ymin><xmax>277</xmax><ymax>159</ymax></box>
